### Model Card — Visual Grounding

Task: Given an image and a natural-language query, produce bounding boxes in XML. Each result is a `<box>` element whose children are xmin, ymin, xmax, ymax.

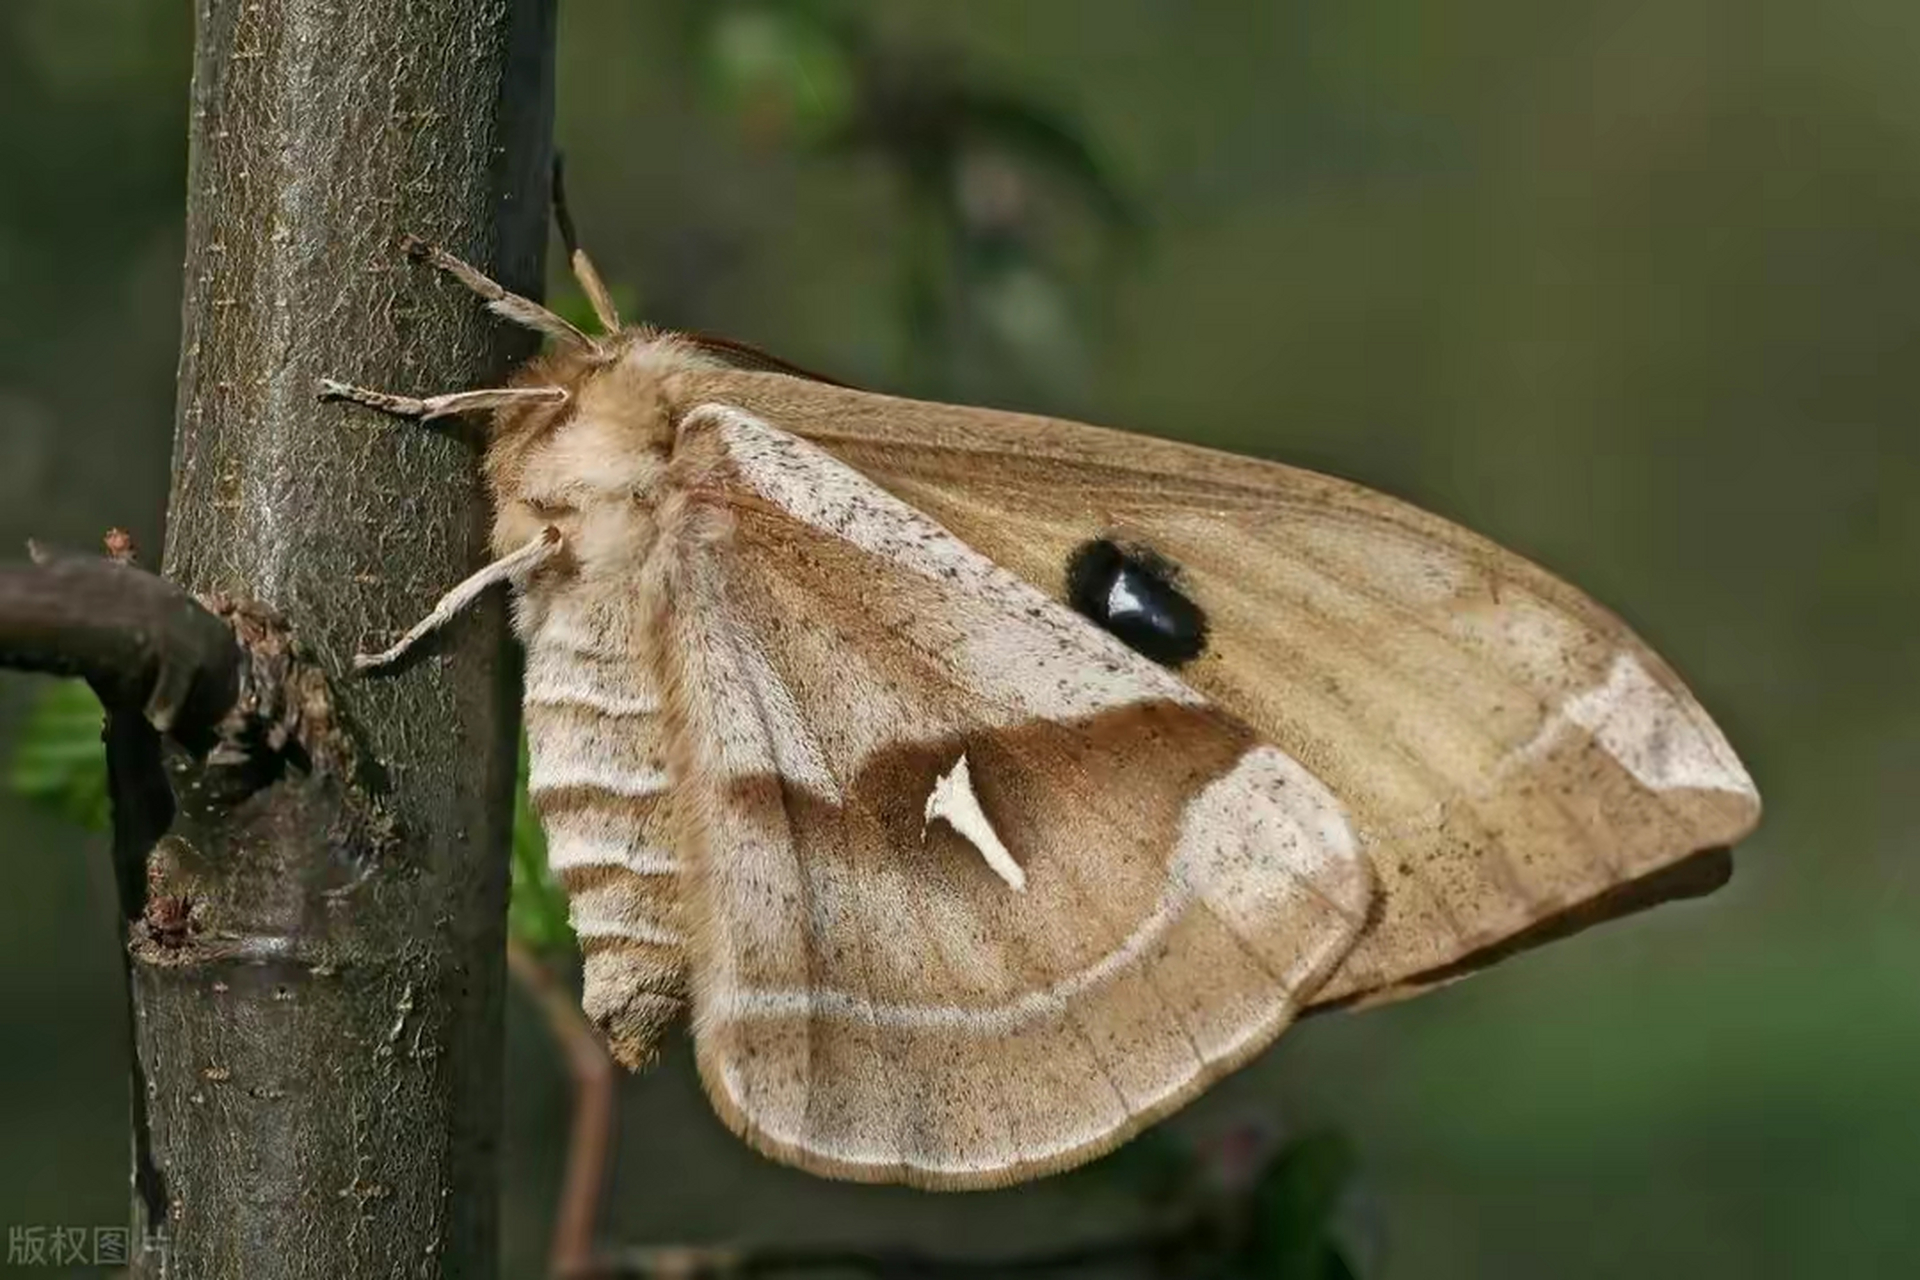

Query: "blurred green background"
<box><xmin>3</xmin><ymin>0</ymin><xmax>1916</xmax><ymax>1276</ymax></box>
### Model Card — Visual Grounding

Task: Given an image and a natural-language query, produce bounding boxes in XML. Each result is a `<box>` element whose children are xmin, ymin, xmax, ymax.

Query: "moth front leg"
<box><xmin>316</xmin><ymin>363</ymin><xmax>571</xmax><ymax>669</ymax></box>
<box><xmin>313</xmin><ymin>232</ymin><xmax>588</xmax><ymax>665</ymax></box>
<box><xmin>350</xmin><ymin>525</ymin><xmax>563</xmax><ymax>671</ymax></box>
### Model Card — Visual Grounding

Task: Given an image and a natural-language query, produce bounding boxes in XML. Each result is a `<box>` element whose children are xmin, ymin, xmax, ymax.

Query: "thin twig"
<box><xmin>510</xmin><ymin>939</ymin><xmax>619</xmax><ymax>1279</ymax></box>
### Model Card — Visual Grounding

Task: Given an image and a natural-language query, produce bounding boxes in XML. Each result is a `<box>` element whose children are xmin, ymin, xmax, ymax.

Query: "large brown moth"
<box><xmin>320</xmin><ymin>226</ymin><xmax>1760</xmax><ymax>1190</ymax></box>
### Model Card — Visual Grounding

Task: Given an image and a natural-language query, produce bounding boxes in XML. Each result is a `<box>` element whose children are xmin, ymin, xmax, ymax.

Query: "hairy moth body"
<box><xmin>323</xmin><ymin>235</ymin><xmax>1761</xmax><ymax>1188</ymax></box>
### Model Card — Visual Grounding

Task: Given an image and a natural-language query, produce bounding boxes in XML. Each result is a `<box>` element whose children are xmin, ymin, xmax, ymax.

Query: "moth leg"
<box><xmin>551</xmin><ymin>154</ymin><xmax>621</xmax><ymax>333</ymax></box>
<box><xmin>354</xmin><ymin>526</ymin><xmax>563</xmax><ymax>672</ymax></box>
<box><xmin>399</xmin><ymin>233</ymin><xmax>604</xmax><ymax>355</ymax></box>
<box><xmin>317</xmin><ymin>379</ymin><xmax>567</xmax><ymax>423</ymax></box>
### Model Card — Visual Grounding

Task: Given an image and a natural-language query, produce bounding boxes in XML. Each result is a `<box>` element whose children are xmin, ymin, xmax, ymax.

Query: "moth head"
<box><xmin>483</xmin><ymin>332</ymin><xmax>691</xmax><ymax>579</ymax></box>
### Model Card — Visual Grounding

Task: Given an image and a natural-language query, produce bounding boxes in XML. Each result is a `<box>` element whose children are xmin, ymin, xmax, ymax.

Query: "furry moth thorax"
<box><xmin>323</xmin><ymin>235</ymin><xmax>1760</xmax><ymax>1191</ymax></box>
<box><xmin>485</xmin><ymin>334</ymin><xmax>687</xmax><ymax>573</ymax></box>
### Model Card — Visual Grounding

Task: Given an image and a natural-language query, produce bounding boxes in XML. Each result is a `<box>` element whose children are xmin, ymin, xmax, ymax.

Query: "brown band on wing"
<box><xmin>707</xmin><ymin>697</ymin><xmax>1357</xmax><ymax>1022</ymax></box>
<box><xmin>676</xmin><ymin>331</ymin><xmax>856</xmax><ymax>388</ymax></box>
<box><xmin>686</xmin><ymin>699</ymin><xmax>1373</xmax><ymax>1187</ymax></box>
<box><xmin>1312</xmin><ymin>845</ymin><xmax>1733</xmax><ymax>1014</ymax></box>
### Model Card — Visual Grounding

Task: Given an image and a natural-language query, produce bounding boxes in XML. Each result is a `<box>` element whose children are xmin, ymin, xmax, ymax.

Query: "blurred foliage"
<box><xmin>679</xmin><ymin>0</ymin><xmax>1138</xmax><ymax>396</ymax></box>
<box><xmin>697</xmin><ymin>3</ymin><xmax>857</xmax><ymax>146</ymax></box>
<box><xmin>7</xmin><ymin>679</ymin><xmax>109</xmax><ymax>831</ymax></box>
<box><xmin>1081</xmin><ymin>1124</ymin><xmax>1367</xmax><ymax>1279</ymax></box>
<box><xmin>1099</xmin><ymin>1125</ymin><xmax>1364</xmax><ymax>1278</ymax></box>
<box><xmin>1244</xmin><ymin>1132</ymin><xmax>1361</xmax><ymax>1280</ymax></box>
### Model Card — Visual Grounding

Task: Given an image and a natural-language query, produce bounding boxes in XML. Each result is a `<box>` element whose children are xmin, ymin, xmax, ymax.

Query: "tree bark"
<box><xmin>137</xmin><ymin>1</ymin><xmax>555</xmax><ymax>1276</ymax></box>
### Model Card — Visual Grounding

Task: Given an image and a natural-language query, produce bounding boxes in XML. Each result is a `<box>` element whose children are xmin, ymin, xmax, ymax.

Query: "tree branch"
<box><xmin>509</xmin><ymin>941</ymin><xmax>618</xmax><ymax>1279</ymax></box>
<box><xmin>0</xmin><ymin>555</ymin><xmax>240</xmax><ymax>750</ymax></box>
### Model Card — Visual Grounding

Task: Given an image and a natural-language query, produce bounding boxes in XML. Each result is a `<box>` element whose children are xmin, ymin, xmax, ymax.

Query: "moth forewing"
<box><xmin>656</xmin><ymin>366</ymin><xmax>1762</xmax><ymax>1013</ymax></box>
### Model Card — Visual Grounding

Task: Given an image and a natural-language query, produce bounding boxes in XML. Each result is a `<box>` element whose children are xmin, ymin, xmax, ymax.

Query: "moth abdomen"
<box><xmin>524</xmin><ymin>610</ymin><xmax>688</xmax><ymax>1068</ymax></box>
<box><xmin>580</xmin><ymin>949</ymin><xmax>685</xmax><ymax>1070</ymax></box>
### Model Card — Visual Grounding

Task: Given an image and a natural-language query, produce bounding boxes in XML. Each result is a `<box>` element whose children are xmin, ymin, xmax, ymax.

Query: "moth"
<box><xmin>320</xmin><ymin>227</ymin><xmax>1761</xmax><ymax>1191</ymax></box>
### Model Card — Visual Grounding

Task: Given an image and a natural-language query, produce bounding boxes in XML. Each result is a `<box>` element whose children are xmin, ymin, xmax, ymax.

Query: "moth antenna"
<box><xmin>568</xmin><ymin>244</ymin><xmax>621</xmax><ymax>336</ymax></box>
<box><xmin>551</xmin><ymin>155</ymin><xmax>622</xmax><ymax>333</ymax></box>
<box><xmin>317</xmin><ymin>379</ymin><xmax>568</xmax><ymax>422</ymax></box>
<box><xmin>354</xmin><ymin>527</ymin><xmax>563</xmax><ymax>672</ymax></box>
<box><xmin>399</xmin><ymin>234</ymin><xmax>604</xmax><ymax>355</ymax></box>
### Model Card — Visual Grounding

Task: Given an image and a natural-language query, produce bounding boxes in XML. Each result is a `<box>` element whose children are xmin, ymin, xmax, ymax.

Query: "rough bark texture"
<box><xmin>139</xmin><ymin>1</ymin><xmax>555</xmax><ymax>1275</ymax></box>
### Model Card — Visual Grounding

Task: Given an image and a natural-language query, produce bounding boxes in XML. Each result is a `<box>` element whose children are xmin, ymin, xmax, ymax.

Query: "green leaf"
<box><xmin>508</xmin><ymin>734</ymin><xmax>575</xmax><ymax>955</ymax></box>
<box><xmin>8</xmin><ymin>679</ymin><xmax>110</xmax><ymax>831</ymax></box>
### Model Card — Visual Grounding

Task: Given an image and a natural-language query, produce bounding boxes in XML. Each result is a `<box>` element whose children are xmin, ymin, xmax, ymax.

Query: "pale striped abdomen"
<box><xmin>524</xmin><ymin>611</ymin><xmax>685</xmax><ymax>1068</ymax></box>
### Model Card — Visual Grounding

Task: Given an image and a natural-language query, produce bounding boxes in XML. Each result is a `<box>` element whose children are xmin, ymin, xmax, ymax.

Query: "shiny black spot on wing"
<box><xmin>1065</xmin><ymin>539</ymin><xmax>1209</xmax><ymax>667</ymax></box>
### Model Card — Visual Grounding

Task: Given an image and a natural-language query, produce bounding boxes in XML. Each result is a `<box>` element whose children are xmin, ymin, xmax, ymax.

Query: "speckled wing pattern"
<box><xmin>321</xmin><ymin>242</ymin><xmax>1757</xmax><ymax>1193</ymax></box>
<box><xmin>663</xmin><ymin>368</ymin><xmax>1762</xmax><ymax>1014</ymax></box>
<box><xmin>653</xmin><ymin>404</ymin><xmax>1374</xmax><ymax>1188</ymax></box>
